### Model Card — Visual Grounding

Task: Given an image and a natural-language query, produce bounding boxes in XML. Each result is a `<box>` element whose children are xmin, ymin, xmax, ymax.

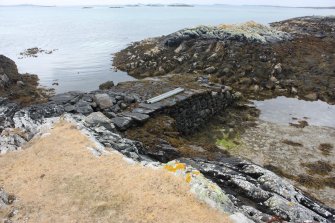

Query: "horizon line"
<box><xmin>1</xmin><ymin>3</ymin><xmax>335</xmax><ymax>8</ymax></box>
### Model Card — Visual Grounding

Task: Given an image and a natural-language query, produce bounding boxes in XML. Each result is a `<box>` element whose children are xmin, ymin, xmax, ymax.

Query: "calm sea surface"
<box><xmin>0</xmin><ymin>5</ymin><xmax>334</xmax><ymax>93</ymax></box>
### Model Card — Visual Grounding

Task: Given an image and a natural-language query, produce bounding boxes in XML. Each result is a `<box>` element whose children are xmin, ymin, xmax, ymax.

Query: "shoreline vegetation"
<box><xmin>1</xmin><ymin>15</ymin><xmax>335</xmax><ymax>222</ymax></box>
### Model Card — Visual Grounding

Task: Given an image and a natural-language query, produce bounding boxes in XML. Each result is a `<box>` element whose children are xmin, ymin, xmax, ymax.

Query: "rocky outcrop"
<box><xmin>51</xmin><ymin>112</ymin><xmax>335</xmax><ymax>222</ymax></box>
<box><xmin>0</xmin><ymin>55</ymin><xmax>20</xmax><ymax>88</ymax></box>
<box><xmin>0</xmin><ymin>55</ymin><xmax>50</xmax><ymax>105</ymax></box>
<box><xmin>1</xmin><ymin>88</ymin><xmax>335</xmax><ymax>222</ymax></box>
<box><xmin>113</xmin><ymin>16</ymin><xmax>335</xmax><ymax>104</ymax></box>
<box><xmin>271</xmin><ymin>16</ymin><xmax>335</xmax><ymax>38</ymax></box>
<box><xmin>163</xmin><ymin>21</ymin><xmax>291</xmax><ymax>47</ymax></box>
<box><xmin>3</xmin><ymin>108</ymin><xmax>334</xmax><ymax>222</ymax></box>
<box><xmin>181</xmin><ymin>158</ymin><xmax>335</xmax><ymax>223</ymax></box>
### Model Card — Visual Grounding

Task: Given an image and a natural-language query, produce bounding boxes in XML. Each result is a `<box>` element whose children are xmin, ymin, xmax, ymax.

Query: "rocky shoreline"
<box><xmin>1</xmin><ymin>16</ymin><xmax>335</xmax><ymax>223</ymax></box>
<box><xmin>1</xmin><ymin>93</ymin><xmax>335</xmax><ymax>222</ymax></box>
<box><xmin>1</xmin><ymin>73</ymin><xmax>335</xmax><ymax>222</ymax></box>
<box><xmin>113</xmin><ymin>16</ymin><xmax>335</xmax><ymax>104</ymax></box>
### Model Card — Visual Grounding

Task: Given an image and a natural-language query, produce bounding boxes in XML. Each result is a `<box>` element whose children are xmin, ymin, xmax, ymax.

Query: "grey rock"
<box><xmin>74</xmin><ymin>100</ymin><xmax>93</xmax><ymax>115</ymax></box>
<box><xmin>139</xmin><ymin>102</ymin><xmax>164</xmax><ymax>111</ymax></box>
<box><xmin>99</xmin><ymin>81</ymin><xmax>114</xmax><ymax>90</ymax></box>
<box><xmin>0</xmin><ymin>99</ymin><xmax>20</xmax><ymax>131</ymax></box>
<box><xmin>16</xmin><ymin>80</ymin><xmax>25</xmax><ymax>86</ymax></box>
<box><xmin>0</xmin><ymin>74</ymin><xmax>10</xmax><ymax>87</ymax></box>
<box><xmin>103</xmin><ymin>111</ymin><xmax>117</xmax><ymax>119</ymax></box>
<box><xmin>205</xmin><ymin>66</ymin><xmax>217</xmax><ymax>74</ymax></box>
<box><xmin>85</xmin><ymin>112</ymin><xmax>111</xmax><ymax>125</ymax></box>
<box><xmin>183</xmin><ymin>158</ymin><xmax>335</xmax><ymax>223</ymax></box>
<box><xmin>64</xmin><ymin>105</ymin><xmax>76</xmax><ymax>112</ymax></box>
<box><xmin>132</xmin><ymin>107</ymin><xmax>155</xmax><ymax>115</ymax></box>
<box><xmin>146</xmin><ymin>141</ymin><xmax>179</xmax><ymax>163</ymax></box>
<box><xmin>121</xmin><ymin>112</ymin><xmax>150</xmax><ymax>123</ymax></box>
<box><xmin>111</xmin><ymin>117</ymin><xmax>133</xmax><ymax>131</ymax></box>
<box><xmin>94</xmin><ymin>93</ymin><xmax>115</xmax><ymax>109</ymax></box>
<box><xmin>50</xmin><ymin>92</ymin><xmax>81</xmax><ymax>104</ymax></box>
<box><xmin>111</xmin><ymin>104</ymin><xmax>121</xmax><ymax>113</ymax></box>
<box><xmin>82</xmin><ymin>95</ymin><xmax>93</xmax><ymax>102</ymax></box>
<box><xmin>163</xmin><ymin>24</ymin><xmax>291</xmax><ymax>47</ymax></box>
<box><xmin>120</xmin><ymin>102</ymin><xmax>128</xmax><ymax>109</ymax></box>
<box><xmin>75</xmin><ymin>105</ymin><xmax>93</xmax><ymax>115</ymax></box>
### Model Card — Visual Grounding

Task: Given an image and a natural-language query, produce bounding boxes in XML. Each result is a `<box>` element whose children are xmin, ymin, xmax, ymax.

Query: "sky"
<box><xmin>0</xmin><ymin>0</ymin><xmax>334</xmax><ymax>7</ymax></box>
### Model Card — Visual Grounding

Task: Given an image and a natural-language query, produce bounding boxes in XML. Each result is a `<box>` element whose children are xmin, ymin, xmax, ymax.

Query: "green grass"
<box><xmin>216</xmin><ymin>136</ymin><xmax>238</xmax><ymax>150</ymax></box>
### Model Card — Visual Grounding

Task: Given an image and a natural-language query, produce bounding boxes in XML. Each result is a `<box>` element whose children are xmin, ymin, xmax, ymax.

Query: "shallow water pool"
<box><xmin>252</xmin><ymin>96</ymin><xmax>335</xmax><ymax>128</ymax></box>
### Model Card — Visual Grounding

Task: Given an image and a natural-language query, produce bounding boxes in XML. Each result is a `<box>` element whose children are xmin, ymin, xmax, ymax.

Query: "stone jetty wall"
<box><xmin>165</xmin><ymin>90</ymin><xmax>234</xmax><ymax>134</ymax></box>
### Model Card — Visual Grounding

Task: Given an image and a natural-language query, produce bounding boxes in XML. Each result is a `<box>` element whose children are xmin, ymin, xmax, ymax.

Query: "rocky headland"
<box><xmin>113</xmin><ymin>16</ymin><xmax>335</xmax><ymax>104</ymax></box>
<box><xmin>1</xmin><ymin>16</ymin><xmax>335</xmax><ymax>223</ymax></box>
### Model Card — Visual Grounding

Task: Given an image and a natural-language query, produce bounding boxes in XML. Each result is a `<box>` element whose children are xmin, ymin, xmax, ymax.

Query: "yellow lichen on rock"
<box><xmin>164</xmin><ymin>162</ymin><xmax>186</xmax><ymax>173</ymax></box>
<box><xmin>185</xmin><ymin>173</ymin><xmax>192</xmax><ymax>183</ymax></box>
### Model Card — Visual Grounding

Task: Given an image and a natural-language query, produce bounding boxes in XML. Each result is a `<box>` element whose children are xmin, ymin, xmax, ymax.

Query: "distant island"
<box><xmin>240</xmin><ymin>4</ymin><xmax>335</xmax><ymax>9</ymax></box>
<box><xmin>167</xmin><ymin>4</ymin><xmax>194</xmax><ymax>7</ymax></box>
<box><xmin>146</xmin><ymin>4</ymin><xmax>165</xmax><ymax>7</ymax></box>
<box><xmin>125</xmin><ymin>4</ymin><xmax>141</xmax><ymax>7</ymax></box>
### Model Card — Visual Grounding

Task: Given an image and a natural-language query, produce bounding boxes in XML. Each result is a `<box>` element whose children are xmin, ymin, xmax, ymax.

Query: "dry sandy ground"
<box><xmin>0</xmin><ymin>121</ymin><xmax>230</xmax><ymax>223</ymax></box>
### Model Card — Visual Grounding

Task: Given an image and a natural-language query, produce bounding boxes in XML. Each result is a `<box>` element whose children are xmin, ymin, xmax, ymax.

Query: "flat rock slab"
<box><xmin>94</xmin><ymin>93</ymin><xmax>115</xmax><ymax>109</ymax></box>
<box><xmin>132</xmin><ymin>108</ymin><xmax>155</xmax><ymax>115</ymax></box>
<box><xmin>111</xmin><ymin>117</ymin><xmax>133</xmax><ymax>131</ymax></box>
<box><xmin>50</xmin><ymin>92</ymin><xmax>82</xmax><ymax>104</ymax></box>
<box><xmin>121</xmin><ymin>112</ymin><xmax>150</xmax><ymax>123</ymax></box>
<box><xmin>138</xmin><ymin>102</ymin><xmax>165</xmax><ymax>112</ymax></box>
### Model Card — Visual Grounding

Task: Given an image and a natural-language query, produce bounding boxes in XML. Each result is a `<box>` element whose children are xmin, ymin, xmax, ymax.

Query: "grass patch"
<box><xmin>216</xmin><ymin>136</ymin><xmax>239</xmax><ymax>150</ymax></box>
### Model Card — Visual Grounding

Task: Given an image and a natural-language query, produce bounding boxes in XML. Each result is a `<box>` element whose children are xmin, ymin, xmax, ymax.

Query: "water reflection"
<box><xmin>252</xmin><ymin>96</ymin><xmax>335</xmax><ymax>128</ymax></box>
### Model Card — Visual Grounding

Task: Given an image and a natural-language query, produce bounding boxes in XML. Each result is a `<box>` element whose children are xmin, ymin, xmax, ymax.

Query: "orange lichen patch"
<box><xmin>164</xmin><ymin>162</ymin><xmax>186</xmax><ymax>173</ymax></box>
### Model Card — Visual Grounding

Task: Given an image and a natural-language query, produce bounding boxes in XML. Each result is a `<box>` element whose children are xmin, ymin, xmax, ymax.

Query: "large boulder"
<box><xmin>85</xmin><ymin>112</ymin><xmax>114</xmax><ymax>130</ymax></box>
<box><xmin>93</xmin><ymin>93</ymin><xmax>115</xmax><ymax>109</ymax></box>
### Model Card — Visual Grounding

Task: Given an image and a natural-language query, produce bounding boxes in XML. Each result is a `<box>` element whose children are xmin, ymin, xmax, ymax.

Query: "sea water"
<box><xmin>0</xmin><ymin>5</ymin><xmax>334</xmax><ymax>93</ymax></box>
